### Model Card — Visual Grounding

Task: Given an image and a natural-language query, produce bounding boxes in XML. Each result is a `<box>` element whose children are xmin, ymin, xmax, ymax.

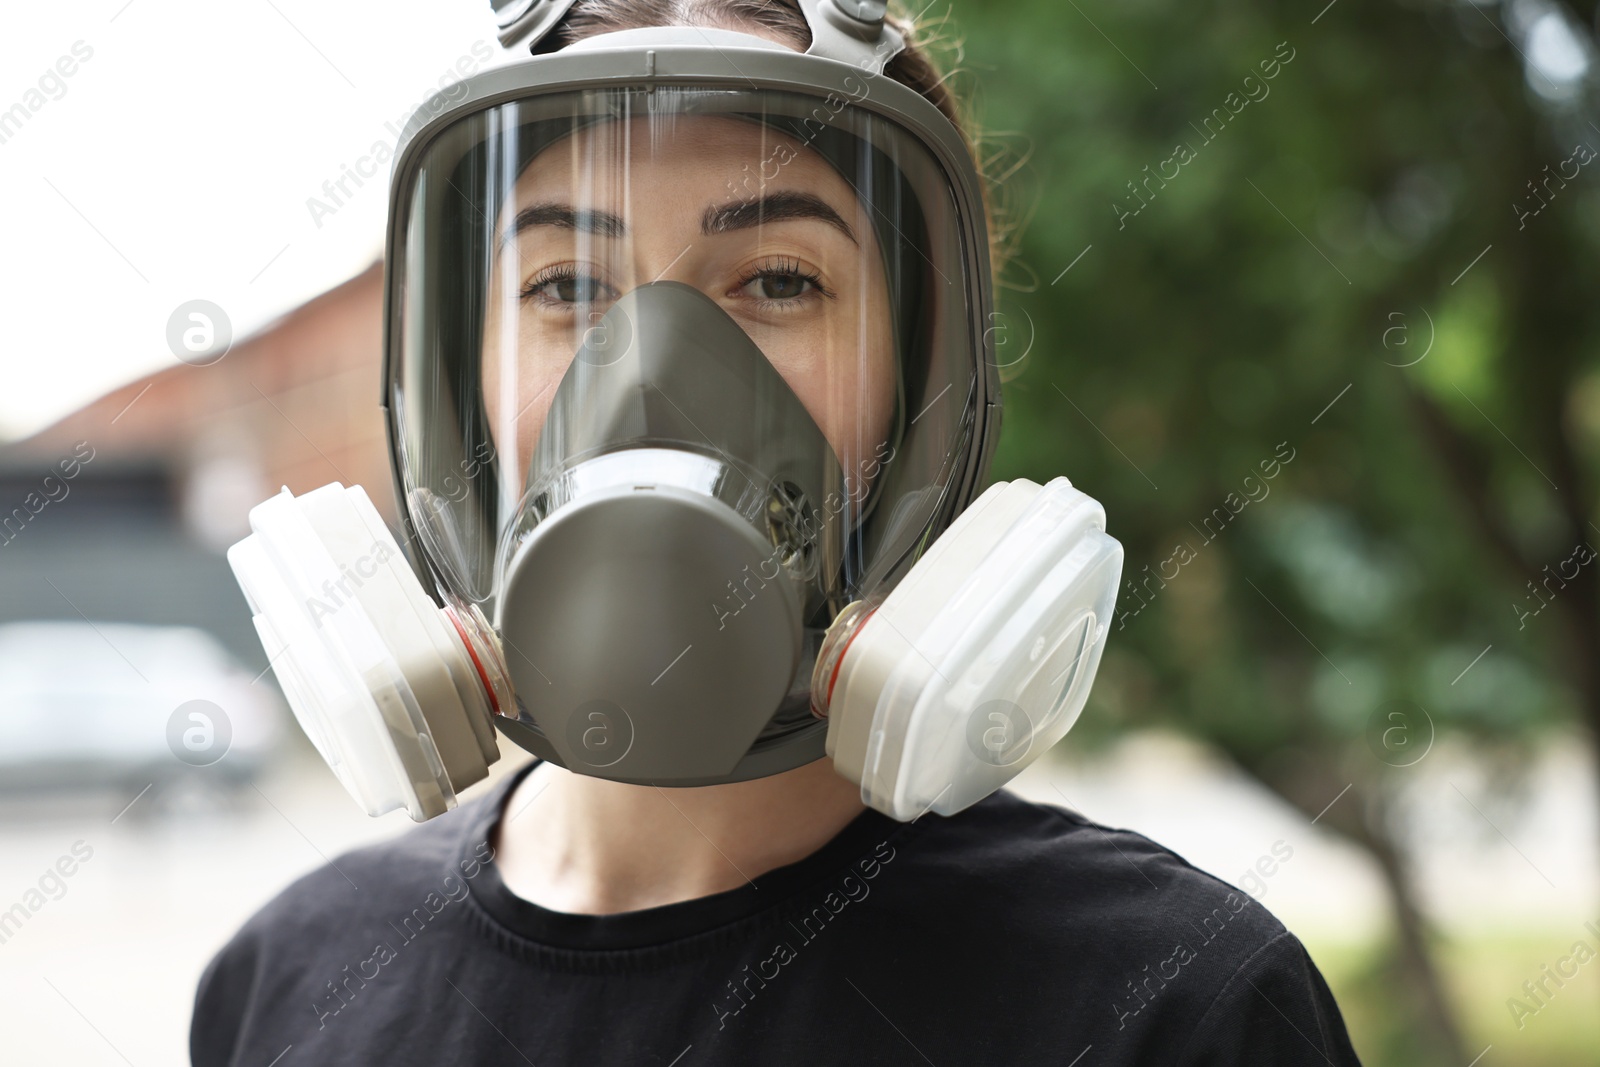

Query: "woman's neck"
<box><xmin>491</xmin><ymin>756</ymin><xmax>867</xmax><ymax>914</ymax></box>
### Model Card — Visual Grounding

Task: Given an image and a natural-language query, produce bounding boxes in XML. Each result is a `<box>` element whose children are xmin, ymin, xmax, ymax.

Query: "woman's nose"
<box><xmin>632</xmin><ymin>239</ymin><xmax>701</xmax><ymax>291</ymax></box>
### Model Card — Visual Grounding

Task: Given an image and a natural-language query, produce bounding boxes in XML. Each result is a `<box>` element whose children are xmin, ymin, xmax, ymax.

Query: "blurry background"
<box><xmin>1</xmin><ymin>0</ymin><xmax>1598</xmax><ymax>1063</ymax></box>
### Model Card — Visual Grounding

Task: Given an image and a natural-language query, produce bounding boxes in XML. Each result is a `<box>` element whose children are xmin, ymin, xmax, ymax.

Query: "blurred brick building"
<box><xmin>0</xmin><ymin>263</ymin><xmax>392</xmax><ymax>662</ymax></box>
<box><xmin>7</xmin><ymin>261</ymin><xmax>394</xmax><ymax>549</ymax></box>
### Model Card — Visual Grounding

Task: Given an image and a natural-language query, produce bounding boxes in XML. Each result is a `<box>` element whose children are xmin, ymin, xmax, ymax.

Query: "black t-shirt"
<box><xmin>192</xmin><ymin>761</ymin><xmax>1361</xmax><ymax>1065</ymax></box>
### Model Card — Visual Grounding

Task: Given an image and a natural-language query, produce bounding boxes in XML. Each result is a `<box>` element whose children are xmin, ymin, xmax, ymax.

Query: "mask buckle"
<box><xmin>492</xmin><ymin>0</ymin><xmax>906</xmax><ymax>75</ymax></box>
<box><xmin>797</xmin><ymin>0</ymin><xmax>906</xmax><ymax>74</ymax></box>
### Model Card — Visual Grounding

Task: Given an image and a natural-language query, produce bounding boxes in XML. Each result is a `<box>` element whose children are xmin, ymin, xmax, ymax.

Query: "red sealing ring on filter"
<box><xmin>444</xmin><ymin>607</ymin><xmax>502</xmax><ymax>717</ymax></box>
<box><xmin>821</xmin><ymin>607</ymin><xmax>876</xmax><ymax>717</ymax></box>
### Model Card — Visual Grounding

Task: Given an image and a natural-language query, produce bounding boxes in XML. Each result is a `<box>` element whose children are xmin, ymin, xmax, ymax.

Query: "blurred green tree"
<box><xmin>948</xmin><ymin>0</ymin><xmax>1600</xmax><ymax>1061</ymax></box>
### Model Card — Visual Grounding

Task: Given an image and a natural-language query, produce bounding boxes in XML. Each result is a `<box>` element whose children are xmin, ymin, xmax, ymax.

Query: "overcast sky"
<box><xmin>0</xmin><ymin>0</ymin><xmax>500</xmax><ymax>441</ymax></box>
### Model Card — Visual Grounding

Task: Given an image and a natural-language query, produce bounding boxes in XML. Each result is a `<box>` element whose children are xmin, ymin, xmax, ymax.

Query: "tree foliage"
<box><xmin>951</xmin><ymin>0</ymin><xmax>1600</xmax><ymax>1060</ymax></box>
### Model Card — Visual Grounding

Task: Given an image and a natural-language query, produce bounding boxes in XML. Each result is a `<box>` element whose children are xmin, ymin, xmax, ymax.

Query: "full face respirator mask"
<box><xmin>227</xmin><ymin>0</ymin><xmax>1124</xmax><ymax>823</ymax></box>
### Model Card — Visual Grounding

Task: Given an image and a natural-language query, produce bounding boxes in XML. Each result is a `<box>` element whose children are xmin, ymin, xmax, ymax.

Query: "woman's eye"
<box><xmin>523</xmin><ymin>271</ymin><xmax>610</xmax><ymax>305</ymax></box>
<box><xmin>745</xmin><ymin>272</ymin><xmax>814</xmax><ymax>301</ymax></box>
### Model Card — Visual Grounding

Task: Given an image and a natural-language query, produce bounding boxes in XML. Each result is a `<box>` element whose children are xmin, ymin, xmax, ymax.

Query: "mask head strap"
<box><xmin>491</xmin><ymin>0</ymin><xmax>906</xmax><ymax>74</ymax></box>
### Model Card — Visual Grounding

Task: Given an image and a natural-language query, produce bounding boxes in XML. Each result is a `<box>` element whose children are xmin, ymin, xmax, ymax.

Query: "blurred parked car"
<box><xmin>0</xmin><ymin>621</ymin><xmax>283</xmax><ymax>801</ymax></box>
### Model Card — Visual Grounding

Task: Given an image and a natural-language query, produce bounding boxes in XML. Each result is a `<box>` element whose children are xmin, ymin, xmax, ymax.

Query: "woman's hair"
<box><xmin>551</xmin><ymin>0</ymin><xmax>1007</xmax><ymax>279</ymax></box>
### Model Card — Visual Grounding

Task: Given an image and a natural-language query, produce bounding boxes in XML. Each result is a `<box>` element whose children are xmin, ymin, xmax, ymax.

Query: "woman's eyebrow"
<box><xmin>501</xmin><ymin>202</ymin><xmax>627</xmax><ymax>246</ymax></box>
<box><xmin>702</xmin><ymin>192</ymin><xmax>858</xmax><ymax>245</ymax></box>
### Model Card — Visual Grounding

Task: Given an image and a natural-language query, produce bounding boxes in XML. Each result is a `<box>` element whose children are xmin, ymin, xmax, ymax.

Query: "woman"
<box><xmin>196</xmin><ymin>1</ymin><xmax>1362</xmax><ymax>1063</ymax></box>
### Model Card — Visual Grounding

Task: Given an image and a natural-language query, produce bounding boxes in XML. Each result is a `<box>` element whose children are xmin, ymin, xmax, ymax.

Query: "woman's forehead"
<box><xmin>507</xmin><ymin>114</ymin><xmax>858</xmax><ymax>210</ymax></box>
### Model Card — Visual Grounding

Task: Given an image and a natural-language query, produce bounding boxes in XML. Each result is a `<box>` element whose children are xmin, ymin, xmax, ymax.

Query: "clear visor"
<box><xmin>389</xmin><ymin>84</ymin><xmax>982</xmax><ymax>643</ymax></box>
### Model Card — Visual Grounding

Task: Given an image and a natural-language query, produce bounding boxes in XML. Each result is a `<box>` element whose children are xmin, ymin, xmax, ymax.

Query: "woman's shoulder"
<box><xmin>879</xmin><ymin>789</ymin><xmax>1301</xmax><ymax>991</ymax></box>
<box><xmin>868</xmin><ymin>790</ymin><xmax>1358</xmax><ymax>1061</ymax></box>
<box><xmin>189</xmin><ymin>789</ymin><xmax>505</xmax><ymax>1064</ymax></box>
<box><xmin>214</xmin><ymin>786</ymin><xmax>498</xmax><ymax>955</ymax></box>
<box><xmin>904</xmin><ymin>787</ymin><xmax>1280</xmax><ymax>918</ymax></box>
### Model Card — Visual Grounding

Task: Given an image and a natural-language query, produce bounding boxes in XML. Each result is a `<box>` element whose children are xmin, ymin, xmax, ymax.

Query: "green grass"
<box><xmin>1306</xmin><ymin>928</ymin><xmax>1600</xmax><ymax>1066</ymax></box>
